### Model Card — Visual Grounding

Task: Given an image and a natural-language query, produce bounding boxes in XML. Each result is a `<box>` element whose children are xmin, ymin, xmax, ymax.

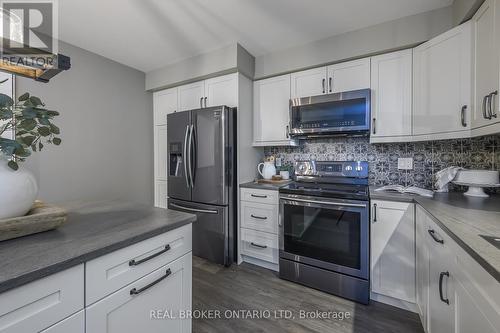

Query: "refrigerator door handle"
<box><xmin>188</xmin><ymin>124</ymin><xmax>195</xmax><ymax>188</ymax></box>
<box><xmin>170</xmin><ymin>203</ymin><xmax>218</xmax><ymax>214</ymax></box>
<box><xmin>190</xmin><ymin>124</ymin><xmax>196</xmax><ymax>187</ymax></box>
<box><xmin>183</xmin><ymin>125</ymin><xmax>190</xmax><ymax>188</ymax></box>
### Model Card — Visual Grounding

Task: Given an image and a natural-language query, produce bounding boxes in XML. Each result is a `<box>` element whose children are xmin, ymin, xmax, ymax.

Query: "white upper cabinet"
<box><xmin>290</xmin><ymin>67</ymin><xmax>328</xmax><ymax>98</ymax></box>
<box><xmin>370</xmin><ymin>50</ymin><xmax>413</xmax><ymax>142</ymax></box>
<box><xmin>472</xmin><ymin>0</ymin><xmax>500</xmax><ymax>133</ymax></box>
<box><xmin>370</xmin><ymin>200</ymin><xmax>416</xmax><ymax>305</ymax></box>
<box><xmin>413</xmin><ymin>21</ymin><xmax>473</xmax><ymax>140</ymax></box>
<box><xmin>205</xmin><ymin>73</ymin><xmax>238</xmax><ymax>108</ymax></box>
<box><xmin>153</xmin><ymin>87</ymin><xmax>178</xmax><ymax>126</ymax></box>
<box><xmin>178</xmin><ymin>81</ymin><xmax>205</xmax><ymax>111</ymax></box>
<box><xmin>253</xmin><ymin>74</ymin><xmax>296</xmax><ymax>146</ymax></box>
<box><xmin>327</xmin><ymin>58</ymin><xmax>371</xmax><ymax>93</ymax></box>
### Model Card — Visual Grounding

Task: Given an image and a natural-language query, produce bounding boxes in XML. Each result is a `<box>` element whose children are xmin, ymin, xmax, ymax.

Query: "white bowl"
<box><xmin>454</xmin><ymin>170</ymin><xmax>499</xmax><ymax>185</ymax></box>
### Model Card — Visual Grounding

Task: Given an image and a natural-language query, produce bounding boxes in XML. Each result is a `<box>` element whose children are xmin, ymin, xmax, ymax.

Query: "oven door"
<box><xmin>279</xmin><ymin>194</ymin><xmax>369</xmax><ymax>280</ymax></box>
<box><xmin>289</xmin><ymin>89</ymin><xmax>370</xmax><ymax>136</ymax></box>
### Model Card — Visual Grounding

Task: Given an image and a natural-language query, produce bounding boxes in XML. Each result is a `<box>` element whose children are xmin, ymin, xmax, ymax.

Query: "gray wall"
<box><xmin>254</xmin><ymin>6</ymin><xmax>454</xmax><ymax>79</ymax></box>
<box><xmin>19</xmin><ymin>41</ymin><xmax>153</xmax><ymax>205</ymax></box>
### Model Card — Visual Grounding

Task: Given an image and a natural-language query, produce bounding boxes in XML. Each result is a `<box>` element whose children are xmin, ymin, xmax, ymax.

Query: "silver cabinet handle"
<box><xmin>489</xmin><ymin>91</ymin><xmax>498</xmax><ymax>118</ymax></box>
<box><xmin>373</xmin><ymin>203</ymin><xmax>377</xmax><ymax>222</ymax></box>
<box><xmin>483</xmin><ymin>95</ymin><xmax>491</xmax><ymax>120</ymax></box>
<box><xmin>322</xmin><ymin>78</ymin><xmax>325</xmax><ymax>94</ymax></box>
<box><xmin>183</xmin><ymin>125</ymin><xmax>190</xmax><ymax>188</ymax></box>
<box><xmin>329</xmin><ymin>77</ymin><xmax>332</xmax><ymax>92</ymax></box>
<box><xmin>200</xmin><ymin>97</ymin><xmax>203</xmax><ymax>108</ymax></box>
<box><xmin>170</xmin><ymin>202</ymin><xmax>218</xmax><ymax>214</ymax></box>
<box><xmin>250</xmin><ymin>242</ymin><xmax>267</xmax><ymax>249</ymax></box>
<box><xmin>461</xmin><ymin>105</ymin><xmax>467</xmax><ymax>127</ymax></box>
<box><xmin>187</xmin><ymin>124</ymin><xmax>194</xmax><ymax>188</ymax></box>
<box><xmin>372</xmin><ymin>118</ymin><xmax>376</xmax><ymax>135</ymax></box>
<box><xmin>204</xmin><ymin>97</ymin><xmax>207</xmax><ymax>108</ymax></box>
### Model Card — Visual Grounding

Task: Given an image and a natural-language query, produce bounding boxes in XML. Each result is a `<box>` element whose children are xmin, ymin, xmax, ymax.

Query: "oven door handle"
<box><xmin>283</xmin><ymin>197</ymin><xmax>367</xmax><ymax>208</ymax></box>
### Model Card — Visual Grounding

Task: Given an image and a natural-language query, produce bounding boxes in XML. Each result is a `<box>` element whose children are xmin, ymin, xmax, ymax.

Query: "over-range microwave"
<box><xmin>289</xmin><ymin>89</ymin><xmax>371</xmax><ymax>138</ymax></box>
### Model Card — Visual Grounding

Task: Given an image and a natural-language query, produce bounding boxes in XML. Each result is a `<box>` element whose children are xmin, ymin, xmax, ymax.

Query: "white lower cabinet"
<box><xmin>416</xmin><ymin>206</ymin><xmax>500</xmax><ymax>333</ymax></box>
<box><xmin>40</xmin><ymin>311</ymin><xmax>84</xmax><ymax>333</ymax></box>
<box><xmin>86</xmin><ymin>253</ymin><xmax>192</xmax><ymax>333</ymax></box>
<box><xmin>370</xmin><ymin>200</ymin><xmax>416</xmax><ymax>307</ymax></box>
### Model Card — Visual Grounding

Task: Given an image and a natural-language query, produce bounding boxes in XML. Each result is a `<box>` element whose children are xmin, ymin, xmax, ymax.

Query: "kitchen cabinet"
<box><xmin>40</xmin><ymin>311</ymin><xmax>84</xmax><ymax>333</ymax></box>
<box><xmin>0</xmin><ymin>265</ymin><xmax>84</xmax><ymax>333</ymax></box>
<box><xmin>239</xmin><ymin>187</ymin><xmax>279</xmax><ymax>270</ymax></box>
<box><xmin>370</xmin><ymin>50</ymin><xmax>413</xmax><ymax>143</ymax></box>
<box><xmin>205</xmin><ymin>73</ymin><xmax>238</xmax><ymax>107</ymax></box>
<box><xmin>370</xmin><ymin>200</ymin><xmax>416</xmax><ymax>306</ymax></box>
<box><xmin>413</xmin><ymin>21</ymin><xmax>473</xmax><ymax>141</ymax></box>
<box><xmin>327</xmin><ymin>58</ymin><xmax>370</xmax><ymax>93</ymax></box>
<box><xmin>290</xmin><ymin>67</ymin><xmax>328</xmax><ymax>98</ymax></box>
<box><xmin>472</xmin><ymin>0</ymin><xmax>500</xmax><ymax>135</ymax></box>
<box><xmin>416</xmin><ymin>207</ymin><xmax>430</xmax><ymax>331</ymax></box>
<box><xmin>153</xmin><ymin>88</ymin><xmax>178</xmax><ymax>208</ymax></box>
<box><xmin>253</xmin><ymin>74</ymin><xmax>297</xmax><ymax>146</ymax></box>
<box><xmin>178</xmin><ymin>81</ymin><xmax>205</xmax><ymax>111</ymax></box>
<box><xmin>86</xmin><ymin>253</ymin><xmax>192</xmax><ymax>333</ymax></box>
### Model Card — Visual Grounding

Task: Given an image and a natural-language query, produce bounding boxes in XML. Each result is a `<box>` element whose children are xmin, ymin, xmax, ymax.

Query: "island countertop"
<box><xmin>371</xmin><ymin>187</ymin><xmax>500</xmax><ymax>283</ymax></box>
<box><xmin>0</xmin><ymin>200</ymin><xmax>196</xmax><ymax>294</ymax></box>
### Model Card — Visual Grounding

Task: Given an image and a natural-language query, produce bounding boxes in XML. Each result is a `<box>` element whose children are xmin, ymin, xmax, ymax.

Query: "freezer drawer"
<box><xmin>168</xmin><ymin>199</ymin><xmax>233</xmax><ymax>266</ymax></box>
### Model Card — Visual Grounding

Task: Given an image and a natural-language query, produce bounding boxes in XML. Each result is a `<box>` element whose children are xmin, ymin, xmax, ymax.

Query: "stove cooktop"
<box><xmin>279</xmin><ymin>181</ymin><xmax>369</xmax><ymax>200</ymax></box>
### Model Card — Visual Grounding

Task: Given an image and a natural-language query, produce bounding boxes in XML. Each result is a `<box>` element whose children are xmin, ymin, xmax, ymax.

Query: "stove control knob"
<box><xmin>345</xmin><ymin>165</ymin><xmax>353</xmax><ymax>171</ymax></box>
<box><xmin>356</xmin><ymin>166</ymin><xmax>363</xmax><ymax>171</ymax></box>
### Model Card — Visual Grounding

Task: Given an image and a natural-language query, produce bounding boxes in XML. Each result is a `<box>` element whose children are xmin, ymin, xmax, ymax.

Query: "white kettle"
<box><xmin>258</xmin><ymin>161</ymin><xmax>276</xmax><ymax>180</ymax></box>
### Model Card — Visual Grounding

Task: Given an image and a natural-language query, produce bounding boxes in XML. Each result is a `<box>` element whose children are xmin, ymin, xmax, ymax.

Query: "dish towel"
<box><xmin>434</xmin><ymin>166</ymin><xmax>463</xmax><ymax>192</ymax></box>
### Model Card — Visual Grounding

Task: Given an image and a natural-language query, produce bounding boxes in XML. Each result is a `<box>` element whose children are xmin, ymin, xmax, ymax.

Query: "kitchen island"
<box><xmin>0</xmin><ymin>200</ymin><xmax>196</xmax><ymax>333</ymax></box>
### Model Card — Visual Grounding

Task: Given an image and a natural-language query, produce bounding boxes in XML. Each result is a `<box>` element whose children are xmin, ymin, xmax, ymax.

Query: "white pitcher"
<box><xmin>257</xmin><ymin>161</ymin><xmax>276</xmax><ymax>180</ymax></box>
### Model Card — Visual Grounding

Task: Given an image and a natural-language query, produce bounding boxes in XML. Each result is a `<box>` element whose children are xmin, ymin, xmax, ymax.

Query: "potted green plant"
<box><xmin>0</xmin><ymin>87</ymin><xmax>62</xmax><ymax>219</ymax></box>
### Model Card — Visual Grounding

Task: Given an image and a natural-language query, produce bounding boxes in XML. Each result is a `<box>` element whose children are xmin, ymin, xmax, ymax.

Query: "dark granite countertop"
<box><xmin>240</xmin><ymin>180</ymin><xmax>292</xmax><ymax>190</ymax></box>
<box><xmin>370</xmin><ymin>187</ymin><xmax>500</xmax><ymax>283</ymax></box>
<box><xmin>0</xmin><ymin>200</ymin><xmax>196</xmax><ymax>294</ymax></box>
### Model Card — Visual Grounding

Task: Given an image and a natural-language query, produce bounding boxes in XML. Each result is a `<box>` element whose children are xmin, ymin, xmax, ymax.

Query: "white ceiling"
<box><xmin>58</xmin><ymin>0</ymin><xmax>453</xmax><ymax>72</ymax></box>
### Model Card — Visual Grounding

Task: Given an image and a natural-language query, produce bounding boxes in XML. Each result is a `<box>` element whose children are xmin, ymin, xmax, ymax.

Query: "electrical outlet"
<box><xmin>398</xmin><ymin>158</ymin><xmax>413</xmax><ymax>170</ymax></box>
<box><xmin>275</xmin><ymin>157</ymin><xmax>282</xmax><ymax>167</ymax></box>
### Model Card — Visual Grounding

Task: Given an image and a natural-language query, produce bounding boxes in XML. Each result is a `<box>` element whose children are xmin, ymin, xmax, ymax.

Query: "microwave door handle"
<box><xmin>183</xmin><ymin>125</ymin><xmax>190</xmax><ymax>188</ymax></box>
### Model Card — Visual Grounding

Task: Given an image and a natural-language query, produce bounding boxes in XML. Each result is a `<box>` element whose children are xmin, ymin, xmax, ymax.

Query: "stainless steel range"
<box><xmin>278</xmin><ymin>161</ymin><xmax>370</xmax><ymax>304</ymax></box>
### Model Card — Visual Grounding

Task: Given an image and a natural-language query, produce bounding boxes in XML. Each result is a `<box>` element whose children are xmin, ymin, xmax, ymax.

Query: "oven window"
<box><xmin>283</xmin><ymin>204</ymin><xmax>361</xmax><ymax>269</ymax></box>
<box><xmin>291</xmin><ymin>98</ymin><xmax>367</xmax><ymax>128</ymax></box>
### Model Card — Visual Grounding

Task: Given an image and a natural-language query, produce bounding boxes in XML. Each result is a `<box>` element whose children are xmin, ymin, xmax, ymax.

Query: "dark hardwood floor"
<box><xmin>193</xmin><ymin>257</ymin><xmax>424</xmax><ymax>333</ymax></box>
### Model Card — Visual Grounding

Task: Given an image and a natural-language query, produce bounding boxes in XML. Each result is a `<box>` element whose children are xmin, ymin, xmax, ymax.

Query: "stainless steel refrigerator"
<box><xmin>167</xmin><ymin>106</ymin><xmax>236</xmax><ymax>266</ymax></box>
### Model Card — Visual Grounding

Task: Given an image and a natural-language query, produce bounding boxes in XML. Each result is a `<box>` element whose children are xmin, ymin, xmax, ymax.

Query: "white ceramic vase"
<box><xmin>0</xmin><ymin>158</ymin><xmax>38</xmax><ymax>219</ymax></box>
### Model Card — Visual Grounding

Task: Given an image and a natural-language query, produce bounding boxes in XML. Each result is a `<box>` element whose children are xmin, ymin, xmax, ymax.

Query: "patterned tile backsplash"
<box><xmin>264</xmin><ymin>135</ymin><xmax>500</xmax><ymax>191</ymax></box>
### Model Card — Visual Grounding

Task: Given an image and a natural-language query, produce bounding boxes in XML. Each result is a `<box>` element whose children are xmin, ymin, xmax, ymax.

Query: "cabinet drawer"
<box><xmin>0</xmin><ymin>265</ymin><xmax>84</xmax><ymax>333</ymax></box>
<box><xmin>241</xmin><ymin>228</ymin><xmax>278</xmax><ymax>264</ymax></box>
<box><xmin>40</xmin><ymin>310</ymin><xmax>84</xmax><ymax>333</ymax></box>
<box><xmin>86</xmin><ymin>253</ymin><xmax>192</xmax><ymax>333</ymax></box>
<box><xmin>241</xmin><ymin>201</ymin><xmax>278</xmax><ymax>234</ymax></box>
<box><xmin>241</xmin><ymin>188</ymin><xmax>278</xmax><ymax>205</ymax></box>
<box><xmin>86</xmin><ymin>224</ymin><xmax>192</xmax><ymax>305</ymax></box>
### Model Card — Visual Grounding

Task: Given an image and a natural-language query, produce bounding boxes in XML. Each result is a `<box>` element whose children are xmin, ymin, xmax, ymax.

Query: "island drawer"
<box><xmin>0</xmin><ymin>264</ymin><xmax>84</xmax><ymax>333</ymax></box>
<box><xmin>85</xmin><ymin>224</ymin><xmax>192</xmax><ymax>305</ymax></box>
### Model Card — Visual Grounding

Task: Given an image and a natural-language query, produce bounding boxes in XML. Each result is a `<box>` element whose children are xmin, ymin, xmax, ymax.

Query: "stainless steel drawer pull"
<box><xmin>250</xmin><ymin>214</ymin><xmax>267</xmax><ymax>220</ymax></box>
<box><xmin>170</xmin><ymin>203</ymin><xmax>218</xmax><ymax>214</ymax></box>
<box><xmin>439</xmin><ymin>271</ymin><xmax>450</xmax><ymax>305</ymax></box>
<box><xmin>130</xmin><ymin>268</ymin><xmax>172</xmax><ymax>295</ymax></box>
<box><xmin>129</xmin><ymin>244</ymin><xmax>171</xmax><ymax>266</ymax></box>
<box><xmin>250</xmin><ymin>242</ymin><xmax>267</xmax><ymax>249</ymax></box>
<box><xmin>251</xmin><ymin>194</ymin><xmax>268</xmax><ymax>198</ymax></box>
<box><xmin>428</xmin><ymin>229</ymin><xmax>444</xmax><ymax>244</ymax></box>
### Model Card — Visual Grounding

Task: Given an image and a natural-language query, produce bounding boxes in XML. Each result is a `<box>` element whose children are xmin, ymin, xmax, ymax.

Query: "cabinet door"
<box><xmin>154</xmin><ymin>125</ymin><xmax>167</xmax><ymax>181</ymax></box>
<box><xmin>290</xmin><ymin>67</ymin><xmax>327</xmax><ymax>98</ymax></box>
<box><xmin>153</xmin><ymin>87</ymin><xmax>178</xmax><ymax>126</ymax></box>
<box><xmin>370</xmin><ymin>50</ymin><xmax>412</xmax><ymax>140</ymax></box>
<box><xmin>205</xmin><ymin>73</ymin><xmax>238</xmax><ymax>107</ymax></box>
<box><xmin>253</xmin><ymin>74</ymin><xmax>292</xmax><ymax>144</ymax></box>
<box><xmin>413</xmin><ymin>22</ymin><xmax>472</xmax><ymax>138</ymax></box>
<box><xmin>473</xmin><ymin>0</ymin><xmax>500</xmax><ymax>129</ymax></box>
<box><xmin>327</xmin><ymin>58</ymin><xmax>370</xmax><ymax>93</ymax></box>
<box><xmin>370</xmin><ymin>200</ymin><xmax>415</xmax><ymax>303</ymax></box>
<box><xmin>40</xmin><ymin>311</ymin><xmax>84</xmax><ymax>333</ymax></box>
<box><xmin>416</xmin><ymin>207</ymin><xmax>430</xmax><ymax>332</ymax></box>
<box><xmin>178</xmin><ymin>81</ymin><xmax>204</xmax><ymax>111</ymax></box>
<box><xmin>86</xmin><ymin>253</ymin><xmax>192</xmax><ymax>333</ymax></box>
